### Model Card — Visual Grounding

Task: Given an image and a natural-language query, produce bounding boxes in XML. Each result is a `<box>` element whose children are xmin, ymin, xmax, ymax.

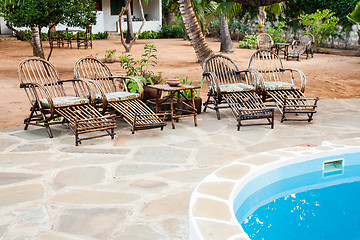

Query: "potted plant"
<box><xmin>118</xmin><ymin>44</ymin><xmax>162</xmax><ymax>101</ymax></box>
<box><xmin>174</xmin><ymin>75</ymin><xmax>204</xmax><ymax>114</ymax></box>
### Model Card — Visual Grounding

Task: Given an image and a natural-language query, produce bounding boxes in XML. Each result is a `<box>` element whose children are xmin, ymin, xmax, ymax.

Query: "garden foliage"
<box><xmin>299</xmin><ymin>9</ymin><xmax>339</xmax><ymax>51</ymax></box>
<box><xmin>238</xmin><ymin>34</ymin><xmax>257</xmax><ymax>49</ymax></box>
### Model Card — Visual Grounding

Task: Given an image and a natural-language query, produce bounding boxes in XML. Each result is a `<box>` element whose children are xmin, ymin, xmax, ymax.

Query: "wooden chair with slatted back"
<box><xmin>257</xmin><ymin>33</ymin><xmax>274</xmax><ymax>51</ymax></box>
<box><xmin>74</xmin><ymin>57</ymin><xmax>166</xmax><ymax>133</ymax></box>
<box><xmin>203</xmin><ymin>54</ymin><xmax>274</xmax><ymax>130</ymax></box>
<box><xmin>248</xmin><ymin>50</ymin><xmax>319</xmax><ymax>122</ymax></box>
<box><xmin>18</xmin><ymin>57</ymin><xmax>116</xmax><ymax>145</ymax></box>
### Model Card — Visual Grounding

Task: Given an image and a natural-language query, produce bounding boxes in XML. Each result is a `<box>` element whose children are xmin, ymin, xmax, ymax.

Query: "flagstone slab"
<box><xmin>0</xmin><ymin>184</ymin><xmax>43</xmax><ymax>207</ymax></box>
<box><xmin>130</xmin><ymin>180</ymin><xmax>168</xmax><ymax>189</ymax></box>
<box><xmin>54</xmin><ymin>167</ymin><xmax>105</xmax><ymax>189</ymax></box>
<box><xmin>0</xmin><ymin>224</ymin><xmax>8</xmax><ymax>239</ymax></box>
<box><xmin>141</xmin><ymin>191</ymin><xmax>192</xmax><ymax>217</ymax></box>
<box><xmin>158</xmin><ymin>168</ymin><xmax>217</xmax><ymax>183</ymax></box>
<box><xmin>0</xmin><ymin>172</ymin><xmax>41</xmax><ymax>185</ymax></box>
<box><xmin>12</xmin><ymin>204</ymin><xmax>49</xmax><ymax>224</ymax></box>
<box><xmin>0</xmin><ymin>153</ymin><xmax>52</xmax><ymax>168</ymax></box>
<box><xmin>117</xmin><ymin>224</ymin><xmax>166</xmax><ymax>240</ymax></box>
<box><xmin>10</xmin><ymin>128</ymin><xmax>63</xmax><ymax>140</ymax></box>
<box><xmin>25</xmin><ymin>155</ymin><xmax>122</xmax><ymax>172</ymax></box>
<box><xmin>115</xmin><ymin>164</ymin><xmax>178</xmax><ymax>177</ymax></box>
<box><xmin>55</xmin><ymin>208</ymin><xmax>130</xmax><ymax>239</ymax></box>
<box><xmin>38</xmin><ymin>232</ymin><xmax>78</xmax><ymax>240</ymax></box>
<box><xmin>59</xmin><ymin>147</ymin><xmax>131</xmax><ymax>155</ymax></box>
<box><xmin>195</xmin><ymin>146</ymin><xmax>245</xmax><ymax>167</ymax></box>
<box><xmin>52</xmin><ymin>190</ymin><xmax>140</xmax><ymax>204</ymax></box>
<box><xmin>0</xmin><ymin>138</ymin><xmax>18</xmax><ymax>151</ymax></box>
<box><xmin>134</xmin><ymin>147</ymin><xmax>189</xmax><ymax>164</ymax></box>
<box><xmin>11</xmin><ymin>144</ymin><xmax>52</xmax><ymax>152</ymax></box>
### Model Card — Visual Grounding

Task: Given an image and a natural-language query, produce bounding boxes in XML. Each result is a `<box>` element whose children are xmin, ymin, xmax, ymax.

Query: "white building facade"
<box><xmin>0</xmin><ymin>0</ymin><xmax>162</xmax><ymax>34</ymax></box>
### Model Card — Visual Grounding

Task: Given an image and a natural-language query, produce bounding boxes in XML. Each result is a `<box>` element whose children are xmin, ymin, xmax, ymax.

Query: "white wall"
<box><xmin>0</xmin><ymin>18</ymin><xmax>13</xmax><ymax>34</ymax></box>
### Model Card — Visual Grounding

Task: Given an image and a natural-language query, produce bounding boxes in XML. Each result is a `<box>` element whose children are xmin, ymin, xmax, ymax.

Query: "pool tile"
<box><xmin>192</xmin><ymin>198</ymin><xmax>231</xmax><ymax>221</ymax></box>
<box><xmin>197</xmin><ymin>182</ymin><xmax>235</xmax><ymax>200</ymax></box>
<box><xmin>215</xmin><ymin>165</ymin><xmax>251</xmax><ymax>180</ymax></box>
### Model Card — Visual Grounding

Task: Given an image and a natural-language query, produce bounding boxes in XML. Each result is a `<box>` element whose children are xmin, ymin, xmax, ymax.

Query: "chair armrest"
<box><xmin>72</xmin><ymin>77</ymin><xmax>106</xmax><ymax>105</ymax></box>
<box><xmin>119</xmin><ymin>76</ymin><xmax>144</xmax><ymax>99</ymax></box>
<box><xmin>280</xmin><ymin>68</ymin><xmax>306</xmax><ymax>92</ymax></box>
<box><xmin>245</xmin><ymin>68</ymin><xmax>265</xmax><ymax>93</ymax></box>
<box><xmin>203</xmin><ymin>71</ymin><xmax>222</xmax><ymax>99</ymax></box>
<box><xmin>20</xmin><ymin>82</ymin><xmax>56</xmax><ymax>115</ymax></box>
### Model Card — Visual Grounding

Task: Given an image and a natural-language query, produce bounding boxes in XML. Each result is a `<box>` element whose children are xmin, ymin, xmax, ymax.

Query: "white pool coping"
<box><xmin>188</xmin><ymin>138</ymin><xmax>360</xmax><ymax>240</ymax></box>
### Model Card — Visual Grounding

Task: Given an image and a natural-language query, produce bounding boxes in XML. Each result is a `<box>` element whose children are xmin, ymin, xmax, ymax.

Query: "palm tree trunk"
<box><xmin>178</xmin><ymin>0</ymin><xmax>214</xmax><ymax>63</ymax></box>
<box><xmin>258</xmin><ymin>6</ymin><xmax>266</xmax><ymax>33</ymax></box>
<box><xmin>30</xmin><ymin>25</ymin><xmax>45</xmax><ymax>59</ymax></box>
<box><xmin>219</xmin><ymin>16</ymin><xmax>234</xmax><ymax>53</ymax></box>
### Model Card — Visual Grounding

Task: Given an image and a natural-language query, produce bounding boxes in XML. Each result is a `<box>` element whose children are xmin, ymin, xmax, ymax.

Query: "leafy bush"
<box><xmin>299</xmin><ymin>9</ymin><xmax>339</xmax><ymax>51</ymax></box>
<box><xmin>238</xmin><ymin>34</ymin><xmax>257</xmax><ymax>49</ymax></box>
<box><xmin>14</xmin><ymin>30</ymin><xmax>108</xmax><ymax>41</ymax></box>
<box><xmin>101</xmin><ymin>48</ymin><xmax>116</xmax><ymax>63</ymax></box>
<box><xmin>160</xmin><ymin>24</ymin><xmax>186</xmax><ymax>38</ymax></box>
<box><xmin>266</xmin><ymin>21</ymin><xmax>287</xmax><ymax>43</ymax></box>
<box><xmin>119</xmin><ymin>44</ymin><xmax>163</xmax><ymax>90</ymax></box>
<box><xmin>138</xmin><ymin>30</ymin><xmax>160</xmax><ymax>39</ymax></box>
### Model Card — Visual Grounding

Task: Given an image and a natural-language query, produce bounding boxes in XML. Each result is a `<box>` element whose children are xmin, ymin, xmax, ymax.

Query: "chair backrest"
<box><xmin>74</xmin><ymin>57</ymin><xmax>118</xmax><ymax>94</ymax></box>
<box><xmin>248</xmin><ymin>50</ymin><xmax>284</xmax><ymax>82</ymax></box>
<box><xmin>257</xmin><ymin>33</ymin><xmax>274</xmax><ymax>50</ymax></box>
<box><xmin>202</xmin><ymin>54</ymin><xmax>243</xmax><ymax>85</ymax></box>
<box><xmin>18</xmin><ymin>58</ymin><xmax>66</xmax><ymax>103</ymax></box>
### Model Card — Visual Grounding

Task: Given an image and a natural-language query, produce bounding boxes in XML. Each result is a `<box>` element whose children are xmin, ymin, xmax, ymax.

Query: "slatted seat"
<box><xmin>18</xmin><ymin>58</ymin><xmax>116</xmax><ymax>145</ymax></box>
<box><xmin>74</xmin><ymin>57</ymin><xmax>166</xmax><ymax>133</ymax></box>
<box><xmin>248</xmin><ymin>50</ymin><xmax>319</xmax><ymax>122</ymax></box>
<box><xmin>203</xmin><ymin>54</ymin><xmax>274</xmax><ymax>130</ymax></box>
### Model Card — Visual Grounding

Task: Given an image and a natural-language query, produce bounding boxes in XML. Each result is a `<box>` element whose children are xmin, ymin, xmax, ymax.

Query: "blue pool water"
<box><xmin>234</xmin><ymin>151</ymin><xmax>360</xmax><ymax>240</ymax></box>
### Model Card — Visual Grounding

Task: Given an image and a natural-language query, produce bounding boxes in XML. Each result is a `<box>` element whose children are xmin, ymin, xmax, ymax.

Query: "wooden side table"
<box><xmin>275</xmin><ymin>42</ymin><xmax>290</xmax><ymax>59</ymax></box>
<box><xmin>148</xmin><ymin>84</ymin><xmax>200</xmax><ymax>129</ymax></box>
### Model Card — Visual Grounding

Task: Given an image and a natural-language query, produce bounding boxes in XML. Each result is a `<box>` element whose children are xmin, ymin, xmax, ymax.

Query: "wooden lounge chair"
<box><xmin>287</xmin><ymin>34</ymin><xmax>313</xmax><ymax>60</ymax></box>
<box><xmin>248</xmin><ymin>50</ymin><xmax>319</xmax><ymax>122</ymax></box>
<box><xmin>74</xmin><ymin>57</ymin><xmax>166</xmax><ymax>133</ymax></box>
<box><xmin>18</xmin><ymin>58</ymin><xmax>116</xmax><ymax>145</ymax></box>
<box><xmin>257</xmin><ymin>33</ymin><xmax>274</xmax><ymax>51</ymax></box>
<box><xmin>203</xmin><ymin>54</ymin><xmax>274</xmax><ymax>130</ymax></box>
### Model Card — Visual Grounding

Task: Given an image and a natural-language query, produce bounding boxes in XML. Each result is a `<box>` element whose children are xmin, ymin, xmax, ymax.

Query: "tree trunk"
<box><xmin>219</xmin><ymin>16</ymin><xmax>234</xmax><ymax>53</ymax></box>
<box><xmin>178</xmin><ymin>0</ymin><xmax>214</xmax><ymax>64</ymax></box>
<box><xmin>125</xmin><ymin>0</ymin><xmax>134</xmax><ymax>43</ymax></box>
<box><xmin>357</xmin><ymin>29</ymin><xmax>360</xmax><ymax>56</ymax></box>
<box><xmin>30</xmin><ymin>25</ymin><xmax>45</xmax><ymax>59</ymax></box>
<box><xmin>258</xmin><ymin>6</ymin><xmax>266</xmax><ymax>33</ymax></box>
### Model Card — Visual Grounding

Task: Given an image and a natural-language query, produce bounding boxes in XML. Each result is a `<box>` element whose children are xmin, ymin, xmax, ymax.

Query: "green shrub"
<box><xmin>14</xmin><ymin>30</ymin><xmax>108</xmax><ymax>41</ymax></box>
<box><xmin>299</xmin><ymin>9</ymin><xmax>339</xmax><ymax>51</ymax></box>
<box><xmin>238</xmin><ymin>34</ymin><xmax>257</xmax><ymax>49</ymax></box>
<box><xmin>138</xmin><ymin>30</ymin><xmax>160</xmax><ymax>39</ymax></box>
<box><xmin>266</xmin><ymin>21</ymin><xmax>287</xmax><ymax>43</ymax></box>
<box><xmin>160</xmin><ymin>24</ymin><xmax>186</xmax><ymax>38</ymax></box>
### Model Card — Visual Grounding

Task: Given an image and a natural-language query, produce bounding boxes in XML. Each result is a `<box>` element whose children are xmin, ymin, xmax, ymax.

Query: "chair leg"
<box><xmin>24</xmin><ymin>106</ymin><xmax>36</xmax><ymax>130</ymax></box>
<box><xmin>203</xmin><ymin>94</ymin><xmax>211</xmax><ymax>112</ymax></box>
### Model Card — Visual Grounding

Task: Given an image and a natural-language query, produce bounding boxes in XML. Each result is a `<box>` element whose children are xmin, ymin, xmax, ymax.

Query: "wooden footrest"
<box><xmin>56</xmin><ymin>104</ymin><xmax>116</xmax><ymax>145</ymax></box>
<box><xmin>109</xmin><ymin>99</ymin><xmax>166</xmax><ymax>133</ymax></box>
<box><xmin>222</xmin><ymin>92</ymin><xmax>274</xmax><ymax>130</ymax></box>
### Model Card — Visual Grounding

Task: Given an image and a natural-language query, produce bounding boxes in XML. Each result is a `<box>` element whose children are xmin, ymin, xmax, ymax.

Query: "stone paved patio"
<box><xmin>0</xmin><ymin>99</ymin><xmax>359</xmax><ymax>240</ymax></box>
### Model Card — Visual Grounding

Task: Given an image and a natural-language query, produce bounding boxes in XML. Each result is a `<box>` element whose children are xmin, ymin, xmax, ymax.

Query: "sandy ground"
<box><xmin>0</xmin><ymin>38</ymin><xmax>359</xmax><ymax>129</ymax></box>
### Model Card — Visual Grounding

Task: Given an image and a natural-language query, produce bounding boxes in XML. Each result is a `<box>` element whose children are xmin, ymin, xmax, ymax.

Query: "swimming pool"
<box><xmin>236</xmin><ymin>152</ymin><xmax>360</xmax><ymax>240</ymax></box>
<box><xmin>189</xmin><ymin>139</ymin><xmax>360</xmax><ymax>240</ymax></box>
